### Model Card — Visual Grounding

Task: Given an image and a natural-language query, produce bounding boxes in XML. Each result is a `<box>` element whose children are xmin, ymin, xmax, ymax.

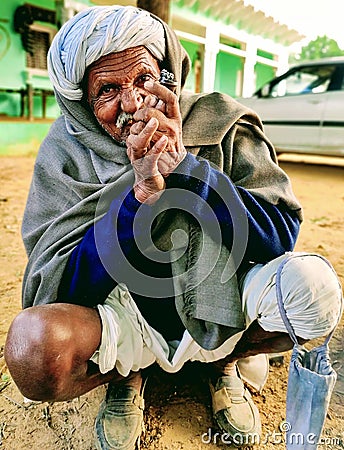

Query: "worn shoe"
<box><xmin>95</xmin><ymin>383</ymin><xmax>145</xmax><ymax>450</ymax></box>
<box><xmin>209</xmin><ymin>374</ymin><xmax>261</xmax><ymax>446</ymax></box>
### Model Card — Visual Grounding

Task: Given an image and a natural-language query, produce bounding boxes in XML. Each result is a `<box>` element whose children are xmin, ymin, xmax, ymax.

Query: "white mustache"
<box><xmin>115</xmin><ymin>112</ymin><xmax>134</xmax><ymax>129</ymax></box>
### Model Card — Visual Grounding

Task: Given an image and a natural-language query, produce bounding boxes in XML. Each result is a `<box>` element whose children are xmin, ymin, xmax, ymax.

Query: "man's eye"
<box><xmin>99</xmin><ymin>85</ymin><xmax>119</xmax><ymax>96</ymax></box>
<box><xmin>137</xmin><ymin>74</ymin><xmax>154</xmax><ymax>86</ymax></box>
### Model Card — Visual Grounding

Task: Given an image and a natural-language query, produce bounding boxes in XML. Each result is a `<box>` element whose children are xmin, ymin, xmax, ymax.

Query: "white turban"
<box><xmin>48</xmin><ymin>6</ymin><xmax>165</xmax><ymax>100</ymax></box>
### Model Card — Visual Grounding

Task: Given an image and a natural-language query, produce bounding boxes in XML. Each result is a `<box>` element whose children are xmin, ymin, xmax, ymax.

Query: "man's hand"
<box><xmin>127</xmin><ymin>117</ymin><xmax>168</xmax><ymax>204</ymax></box>
<box><xmin>126</xmin><ymin>80</ymin><xmax>186</xmax><ymax>204</ymax></box>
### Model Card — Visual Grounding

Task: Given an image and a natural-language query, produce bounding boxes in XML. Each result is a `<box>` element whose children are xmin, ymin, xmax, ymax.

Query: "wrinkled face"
<box><xmin>86</xmin><ymin>46</ymin><xmax>161</xmax><ymax>145</ymax></box>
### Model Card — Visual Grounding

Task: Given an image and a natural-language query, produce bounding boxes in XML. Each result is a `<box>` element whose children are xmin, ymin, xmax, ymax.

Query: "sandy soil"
<box><xmin>0</xmin><ymin>154</ymin><xmax>343</xmax><ymax>449</ymax></box>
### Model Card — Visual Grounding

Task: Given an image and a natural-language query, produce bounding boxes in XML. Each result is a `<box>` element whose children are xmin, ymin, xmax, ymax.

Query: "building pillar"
<box><xmin>55</xmin><ymin>0</ymin><xmax>66</xmax><ymax>27</ymax></box>
<box><xmin>242</xmin><ymin>38</ymin><xmax>257</xmax><ymax>97</ymax></box>
<box><xmin>276</xmin><ymin>48</ymin><xmax>289</xmax><ymax>76</ymax></box>
<box><xmin>203</xmin><ymin>24</ymin><xmax>219</xmax><ymax>93</ymax></box>
<box><xmin>27</xmin><ymin>83</ymin><xmax>34</xmax><ymax>121</ymax></box>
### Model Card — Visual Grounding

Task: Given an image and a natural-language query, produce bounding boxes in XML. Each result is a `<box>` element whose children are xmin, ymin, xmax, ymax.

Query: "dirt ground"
<box><xmin>0</xmin><ymin>154</ymin><xmax>343</xmax><ymax>449</ymax></box>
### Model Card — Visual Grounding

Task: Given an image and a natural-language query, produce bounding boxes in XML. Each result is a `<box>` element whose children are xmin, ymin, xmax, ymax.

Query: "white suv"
<box><xmin>237</xmin><ymin>57</ymin><xmax>344</xmax><ymax>157</ymax></box>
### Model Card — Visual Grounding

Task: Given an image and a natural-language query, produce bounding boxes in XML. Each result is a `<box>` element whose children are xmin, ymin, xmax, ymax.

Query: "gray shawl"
<box><xmin>21</xmin><ymin>17</ymin><xmax>302</xmax><ymax>350</ymax></box>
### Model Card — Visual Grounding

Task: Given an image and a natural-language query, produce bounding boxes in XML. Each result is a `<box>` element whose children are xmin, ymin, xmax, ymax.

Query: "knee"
<box><xmin>4</xmin><ymin>305</ymin><xmax>75</xmax><ymax>401</ymax></box>
<box><xmin>281</xmin><ymin>254</ymin><xmax>342</xmax><ymax>340</ymax></box>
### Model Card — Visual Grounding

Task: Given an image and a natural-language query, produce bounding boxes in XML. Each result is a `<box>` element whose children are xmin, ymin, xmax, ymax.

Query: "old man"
<box><xmin>5</xmin><ymin>5</ymin><xmax>341</xmax><ymax>450</ymax></box>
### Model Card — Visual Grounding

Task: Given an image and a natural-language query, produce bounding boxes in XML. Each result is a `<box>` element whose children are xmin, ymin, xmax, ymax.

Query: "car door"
<box><xmin>319</xmin><ymin>64</ymin><xmax>344</xmax><ymax>156</ymax></box>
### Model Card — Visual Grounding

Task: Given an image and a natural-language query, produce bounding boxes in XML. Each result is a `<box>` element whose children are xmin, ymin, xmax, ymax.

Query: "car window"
<box><xmin>270</xmin><ymin>65</ymin><xmax>337</xmax><ymax>97</ymax></box>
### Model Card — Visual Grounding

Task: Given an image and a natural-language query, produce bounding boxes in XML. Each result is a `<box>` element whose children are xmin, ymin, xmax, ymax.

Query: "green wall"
<box><xmin>0</xmin><ymin>1</ymin><xmax>26</xmax><ymax>90</ymax></box>
<box><xmin>0</xmin><ymin>0</ymin><xmax>59</xmax><ymax>118</ymax></box>
<box><xmin>0</xmin><ymin>120</ymin><xmax>53</xmax><ymax>155</ymax></box>
<box><xmin>255</xmin><ymin>62</ymin><xmax>276</xmax><ymax>91</ymax></box>
<box><xmin>179</xmin><ymin>39</ymin><xmax>201</xmax><ymax>92</ymax></box>
<box><xmin>254</xmin><ymin>50</ymin><xmax>276</xmax><ymax>91</ymax></box>
<box><xmin>0</xmin><ymin>0</ymin><xmax>56</xmax><ymax>89</ymax></box>
<box><xmin>215</xmin><ymin>52</ymin><xmax>243</xmax><ymax>97</ymax></box>
<box><xmin>0</xmin><ymin>0</ymin><xmax>97</xmax><ymax>157</ymax></box>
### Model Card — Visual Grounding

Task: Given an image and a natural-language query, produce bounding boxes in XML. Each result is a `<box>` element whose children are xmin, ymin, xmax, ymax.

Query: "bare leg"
<box><xmin>4</xmin><ymin>303</ymin><xmax>141</xmax><ymax>402</ymax></box>
<box><xmin>213</xmin><ymin>319</ymin><xmax>307</xmax><ymax>375</ymax></box>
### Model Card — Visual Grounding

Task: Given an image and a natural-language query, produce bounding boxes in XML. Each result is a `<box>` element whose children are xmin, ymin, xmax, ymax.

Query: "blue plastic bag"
<box><xmin>276</xmin><ymin>254</ymin><xmax>342</xmax><ymax>450</ymax></box>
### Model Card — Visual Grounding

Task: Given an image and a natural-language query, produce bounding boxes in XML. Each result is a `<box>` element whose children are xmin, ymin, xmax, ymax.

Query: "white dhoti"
<box><xmin>90</xmin><ymin>252</ymin><xmax>342</xmax><ymax>390</ymax></box>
